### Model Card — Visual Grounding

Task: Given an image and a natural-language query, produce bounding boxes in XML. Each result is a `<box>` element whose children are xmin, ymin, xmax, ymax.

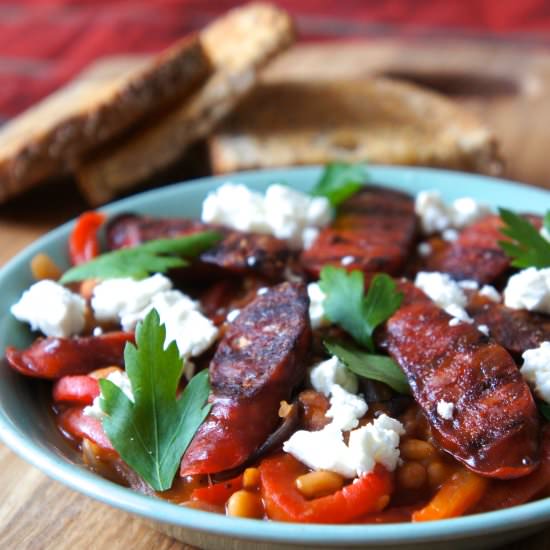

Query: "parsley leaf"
<box><xmin>539</xmin><ymin>402</ymin><xmax>550</xmax><ymax>422</ymax></box>
<box><xmin>60</xmin><ymin>231</ymin><xmax>222</xmax><ymax>283</ymax></box>
<box><xmin>319</xmin><ymin>267</ymin><xmax>403</xmax><ymax>351</ymax></box>
<box><xmin>325</xmin><ymin>341</ymin><xmax>410</xmax><ymax>395</ymax></box>
<box><xmin>310</xmin><ymin>162</ymin><xmax>367</xmax><ymax>207</ymax></box>
<box><xmin>498</xmin><ymin>208</ymin><xmax>550</xmax><ymax>268</ymax></box>
<box><xmin>99</xmin><ymin>309</ymin><xmax>211</xmax><ymax>491</ymax></box>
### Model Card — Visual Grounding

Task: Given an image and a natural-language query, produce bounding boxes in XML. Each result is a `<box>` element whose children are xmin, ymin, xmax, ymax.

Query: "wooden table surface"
<box><xmin>2</xmin><ymin>36</ymin><xmax>550</xmax><ymax>549</ymax></box>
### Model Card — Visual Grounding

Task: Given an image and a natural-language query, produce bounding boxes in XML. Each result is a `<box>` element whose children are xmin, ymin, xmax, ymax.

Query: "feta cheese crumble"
<box><xmin>436</xmin><ymin>399</ymin><xmax>455</xmax><ymax>420</ymax></box>
<box><xmin>341</xmin><ymin>255</ymin><xmax>355</xmax><ymax>266</ymax></box>
<box><xmin>11</xmin><ymin>280</ymin><xmax>86</xmax><ymax>338</ymax></box>
<box><xmin>479</xmin><ymin>284</ymin><xmax>501</xmax><ymax>302</ymax></box>
<box><xmin>307</xmin><ymin>282</ymin><xmax>329</xmax><ymax>330</ymax></box>
<box><xmin>415</xmin><ymin>190</ymin><xmax>491</xmax><ymax>235</ymax></box>
<box><xmin>83</xmin><ymin>370</ymin><xmax>133</xmax><ymax>420</ymax></box>
<box><xmin>417</xmin><ymin>242</ymin><xmax>432</xmax><ymax>257</ymax></box>
<box><xmin>284</xmin><ymin>356</ymin><xmax>404</xmax><ymax>478</ymax></box>
<box><xmin>414</xmin><ymin>271</ymin><xmax>473</xmax><ymax>324</ymax></box>
<box><xmin>226</xmin><ymin>309</ymin><xmax>240</xmax><ymax>323</ymax></box>
<box><xmin>503</xmin><ymin>267</ymin><xmax>550</xmax><ymax>315</ymax></box>
<box><xmin>91</xmin><ymin>274</ymin><xmax>218</xmax><ymax>358</ymax></box>
<box><xmin>520</xmin><ymin>342</ymin><xmax>550</xmax><ymax>404</ymax></box>
<box><xmin>477</xmin><ymin>324</ymin><xmax>490</xmax><ymax>336</ymax></box>
<box><xmin>201</xmin><ymin>183</ymin><xmax>332</xmax><ymax>250</ymax></box>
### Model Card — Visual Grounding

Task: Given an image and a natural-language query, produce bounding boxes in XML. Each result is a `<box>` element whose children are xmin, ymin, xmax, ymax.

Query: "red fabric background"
<box><xmin>1</xmin><ymin>0</ymin><xmax>550</xmax><ymax>120</ymax></box>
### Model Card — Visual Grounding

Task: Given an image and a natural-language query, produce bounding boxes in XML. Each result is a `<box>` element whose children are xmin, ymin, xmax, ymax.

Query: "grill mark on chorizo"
<box><xmin>105</xmin><ymin>213</ymin><xmax>291</xmax><ymax>280</ymax></box>
<box><xmin>378</xmin><ymin>281</ymin><xmax>539</xmax><ymax>479</ymax></box>
<box><xmin>301</xmin><ymin>186</ymin><xmax>417</xmax><ymax>278</ymax></box>
<box><xmin>180</xmin><ymin>282</ymin><xmax>311</xmax><ymax>476</ymax></box>
<box><xmin>466</xmin><ymin>291</ymin><xmax>550</xmax><ymax>359</ymax></box>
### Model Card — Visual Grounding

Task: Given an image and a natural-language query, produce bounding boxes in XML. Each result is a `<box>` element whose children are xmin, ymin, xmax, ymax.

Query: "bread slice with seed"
<box><xmin>0</xmin><ymin>35</ymin><xmax>211</xmax><ymax>204</ymax></box>
<box><xmin>208</xmin><ymin>78</ymin><xmax>501</xmax><ymax>175</ymax></box>
<box><xmin>76</xmin><ymin>3</ymin><xmax>294</xmax><ymax>205</ymax></box>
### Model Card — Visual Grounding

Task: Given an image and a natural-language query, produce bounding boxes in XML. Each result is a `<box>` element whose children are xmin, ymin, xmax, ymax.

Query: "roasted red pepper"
<box><xmin>57</xmin><ymin>407</ymin><xmax>114</xmax><ymax>452</ymax></box>
<box><xmin>259</xmin><ymin>454</ymin><xmax>393</xmax><ymax>523</ymax></box>
<box><xmin>69</xmin><ymin>211</ymin><xmax>106</xmax><ymax>266</ymax></box>
<box><xmin>53</xmin><ymin>375</ymin><xmax>100</xmax><ymax>406</ymax></box>
<box><xmin>190</xmin><ymin>474</ymin><xmax>243</xmax><ymax>506</ymax></box>
<box><xmin>5</xmin><ymin>332</ymin><xmax>134</xmax><ymax>379</ymax></box>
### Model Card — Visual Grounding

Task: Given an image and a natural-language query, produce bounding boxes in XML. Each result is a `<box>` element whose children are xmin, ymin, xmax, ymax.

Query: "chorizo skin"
<box><xmin>301</xmin><ymin>186</ymin><xmax>417</xmax><ymax>278</ymax></box>
<box><xmin>106</xmin><ymin>213</ymin><xmax>290</xmax><ymax>280</ymax></box>
<box><xmin>180</xmin><ymin>282</ymin><xmax>311</xmax><ymax>476</ymax></box>
<box><xmin>466</xmin><ymin>292</ymin><xmax>550</xmax><ymax>359</ymax></box>
<box><xmin>379</xmin><ymin>281</ymin><xmax>539</xmax><ymax>479</ymax></box>
<box><xmin>424</xmin><ymin>214</ymin><xmax>541</xmax><ymax>284</ymax></box>
<box><xmin>5</xmin><ymin>332</ymin><xmax>133</xmax><ymax>379</ymax></box>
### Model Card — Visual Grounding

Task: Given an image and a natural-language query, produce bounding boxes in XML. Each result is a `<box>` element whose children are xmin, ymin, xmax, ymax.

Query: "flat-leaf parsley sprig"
<box><xmin>498</xmin><ymin>208</ymin><xmax>550</xmax><ymax>268</ymax></box>
<box><xmin>310</xmin><ymin>162</ymin><xmax>368</xmax><ymax>207</ymax></box>
<box><xmin>99</xmin><ymin>309</ymin><xmax>212</xmax><ymax>491</ymax></box>
<box><xmin>60</xmin><ymin>231</ymin><xmax>222</xmax><ymax>283</ymax></box>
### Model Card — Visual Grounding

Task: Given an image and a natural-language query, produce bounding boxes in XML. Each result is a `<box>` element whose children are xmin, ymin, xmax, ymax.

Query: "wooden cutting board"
<box><xmin>1</xmin><ymin>37</ymin><xmax>550</xmax><ymax>550</ymax></box>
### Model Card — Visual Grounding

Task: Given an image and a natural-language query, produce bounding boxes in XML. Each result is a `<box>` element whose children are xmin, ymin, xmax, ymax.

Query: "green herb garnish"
<box><xmin>319</xmin><ymin>267</ymin><xmax>403</xmax><ymax>352</ymax></box>
<box><xmin>498</xmin><ymin>208</ymin><xmax>550</xmax><ymax>268</ymax></box>
<box><xmin>60</xmin><ymin>231</ymin><xmax>222</xmax><ymax>283</ymax></box>
<box><xmin>311</xmin><ymin>162</ymin><xmax>367</xmax><ymax>207</ymax></box>
<box><xmin>325</xmin><ymin>341</ymin><xmax>410</xmax><ymax>395</ymax></box>
<box><xmin>99</xmin><ymin>309</ymin><xmax>211</xmax><ymax>491</ymax></box>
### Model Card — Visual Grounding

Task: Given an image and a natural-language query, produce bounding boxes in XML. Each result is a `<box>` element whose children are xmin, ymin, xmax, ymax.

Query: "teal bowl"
<box><xmin>1</xmin><ymin>166</ymin><xmax>549</xmax><ymax>549</ymax></box>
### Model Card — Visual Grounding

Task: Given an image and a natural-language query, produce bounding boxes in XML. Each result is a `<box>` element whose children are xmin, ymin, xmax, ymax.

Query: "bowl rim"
<box><xmin>1</xmin><ymin>164</ymin><xmax>550</xmax><ymax>545</ymax></box>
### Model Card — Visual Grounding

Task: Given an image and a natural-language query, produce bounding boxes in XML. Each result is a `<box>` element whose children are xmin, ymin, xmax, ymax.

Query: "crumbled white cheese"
<box><xmin>307</xmin><ymin>282</ymin><xmax>329</xmax><ymax>330</ymax></box>
<box><xmin>201</xmin><ymin>182</ymin><xmax>332</xmax><ymax>250</ymax></box>
<box><xmin>283</xmin><ymin>426</ymin><xmax>357</xmax><ymax>478</ymax></box>
<box><xmin>442</xmin><ymin>228</ymin><xmax>459</xmax><ymax>242</ymax></box>
<box><xmin>326</xmin><ymin>385</ymin><xmax>368</xmax><ymax>431</ymax></box>
<box><xmin>417</xmin><ymin>242</ymin><xmax>432</xmax><ymax>257</ymax></box>
<box><xmin>91</xmin><ymin>275</ymin><xmax>218</xmax><ymax>358</ymax></box>
<box><xmin>11</xmin><ymin>280</ymin><xmax>86</xmax><ymax>338</ymax></box>
<box><xmin>415</xmin><ymin>190</ymin><xmax>491</xmax><ymax>235</ymax></box>
<box><xmin>477</xmin><ymin>324</ymin><xmax>490</xmax><ymax>336</ymax></box>
<box><xmin>503</xmin><ymin>267</ymin><xmax>550</xmax><ymax>314</ymax></box>
<box><xmin>91</xmin><ymin>273</ymin><xmax>173</xmax><ymax>326</ymax></box>
<box><xmin>257</xmin><ymin>287</ymin><xmax>269</xmax><ymax>295</ymax></box>
<box><xmin>436</xmin><ymin>399</ymin><xmax>455</xmax><ymax>420</ymax></box>
<box><xmin>479</xmin><ymin>284</ymin><xmax>501</xmax><ymax>302</ymax></box>
<box><xmin>83</xmin><ymin>370</ymin><xmax>133</xmax><ymax>420</ymax></box>
<box><xmin>283</xmin><ymin>414</ymin><xmax>405</xmax><ymax>479</ymax></box>
<box><xmin>310</xmin><ymin>355</ymin><xmax>358</xmax><ymax>396</ymax></box>
<box><xmin>92</xmin><ymin>326</ymin><xmax>103</xmax><ymax>337</ymax></box>
<box><xmin>226</xmin><ymin>309</ymin><xmax>240</xmax><ymax>323</ymax></box>
<box><xmin>347</xmin><ymin>414</ymin><xmax>405</xmax><ymax>474</ymax></box>
<box><xmin>341</xmin><ymin>255</ymin><xmax>355</xmax><ymax>266</ymax></box>
<box><xmin>458</xmin><ymin>280</ymin><xmax>479</xmax><ymax>291</ymax></box>
<box><xmin>415</xmin><ymin>271</ymin><xmax>473</xmax><ymax>323</ymax></box>
<box><xmin>520</xmin><ymin>342</ymin><xmax>550</xmax><ymax>404</ymax></box>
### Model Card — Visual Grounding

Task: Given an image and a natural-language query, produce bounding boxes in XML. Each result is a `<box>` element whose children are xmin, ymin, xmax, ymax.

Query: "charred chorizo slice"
<box><xmin>466</xmin><ymin>292</ymin><xmax>550</xmax><ymax>359</ymax></box>
<box><xmin>379</xmin><ymin>281</ymin><xmax>539</xmax><ymax>479</ymax></box>
<box><xmin>301</xmin><ymin>186</ymin><xmax>417</xmax><ymax>278</ymax></box>
<box><xmin>180</xmin><ymin>282</ymin><xmax>311</xmax><ymax>476</ymax></box>
<box><xmin>424</xmin><ymin>214</ymin><xmax>541</xmax><ymax>285</ymax></box>
<box><xmin>105</xmin><ymin>213</ymin><xmax>291</xmax><ymax>280</ymax></box>
<box><xmin>5</xmin><ymin>332</ymin><xmax>133</xmax><ymax>379</ymax></box>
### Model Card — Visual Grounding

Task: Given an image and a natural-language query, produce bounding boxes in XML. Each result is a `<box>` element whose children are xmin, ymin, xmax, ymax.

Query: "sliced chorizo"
<box><xmin>180</xmin><ymin>281</ymin><xmax>311</xmax><ymax>476</ymax></box>
<box><xmin>378</xmin><ymin>281</ymin><xmax>540</xmax><ymax>479</ymax></box>
<box><xmin>5</xmin><ymin>332</ymin><xmax>133</xmax><ymax>379</ymax></box>
<box><xmin>106</xmin><ymin>213</ymin><xmax>291</xmax><ymax>280</ymax></box>
<box><xmin>301</xmin><ymin>186</ymin><xmax>417</xmax><ymax>278</ymax></box>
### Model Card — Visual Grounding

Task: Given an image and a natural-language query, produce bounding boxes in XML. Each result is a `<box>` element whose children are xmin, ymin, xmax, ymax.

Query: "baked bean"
<box><xmin>427</xmin><ymin>461</ymin><xmax>453</xmax><ymax>489</ymax></box>
<box><xmin>397</xmin><ymin>461</ymin><xmax>427</xmax><ymax>490</ymax></box>
<box><xmin>400</xmin><ymin>439</ymin><xmax>437</xmax><ymax>461</ymax></box>
<box><xmin>226</xmin><ymin>490</ymin><xmax>264</xmax><ymax>518</ymax></box>
<box><xmin>295</xmin><ymin>470</ymin><xmax>344</xmax><ymax>499</ymax></box>
<box><xmin>242</xmin><ymin>467</ymin><xmax>261</xmax><ymax>490</ymax></box>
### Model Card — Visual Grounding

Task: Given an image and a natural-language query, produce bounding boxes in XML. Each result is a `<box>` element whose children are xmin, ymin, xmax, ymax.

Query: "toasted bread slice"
<box><xmin>208</xmin><ymin>78</ymin><xmax>501</xmax><ymax>175</ymax></box>
<box><xmin>76</xmin><ymin>3</ymin><xmax>294</xmax><ymax>205</ymax></box>
<box><xmin>0</xmin><ymin>35</ymin><xmax>210</xmax><ymax>204</ymax></box>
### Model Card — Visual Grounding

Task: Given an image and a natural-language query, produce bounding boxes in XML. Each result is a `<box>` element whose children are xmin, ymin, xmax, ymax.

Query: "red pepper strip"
<box><xmin>190</xmin><ymin>474</ymin><xmax>243</xmax><ymax>506</ymax></box>
<box><xmin>259</xmin><ymin>454</ymin><xmax>393</xmax><ymax>524</ymax></box>
<box><xmin>5</xmin><ymin>332</ymin><xmax>134</xmax><ymax>379</ymax></box>
<box><xmin>53</xmin><ymin>375</ymin><xmax>100</xmax><ymax>406</ymax></box>
<box><xmin>57</xmin><ymin>407</ymin><xmax>114</xmax><ymax>452</ymax></box>
<box><xmin>69</xmin><ymin>211</ymin><xmax>106</xmax><ymax>266</ymax></box>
